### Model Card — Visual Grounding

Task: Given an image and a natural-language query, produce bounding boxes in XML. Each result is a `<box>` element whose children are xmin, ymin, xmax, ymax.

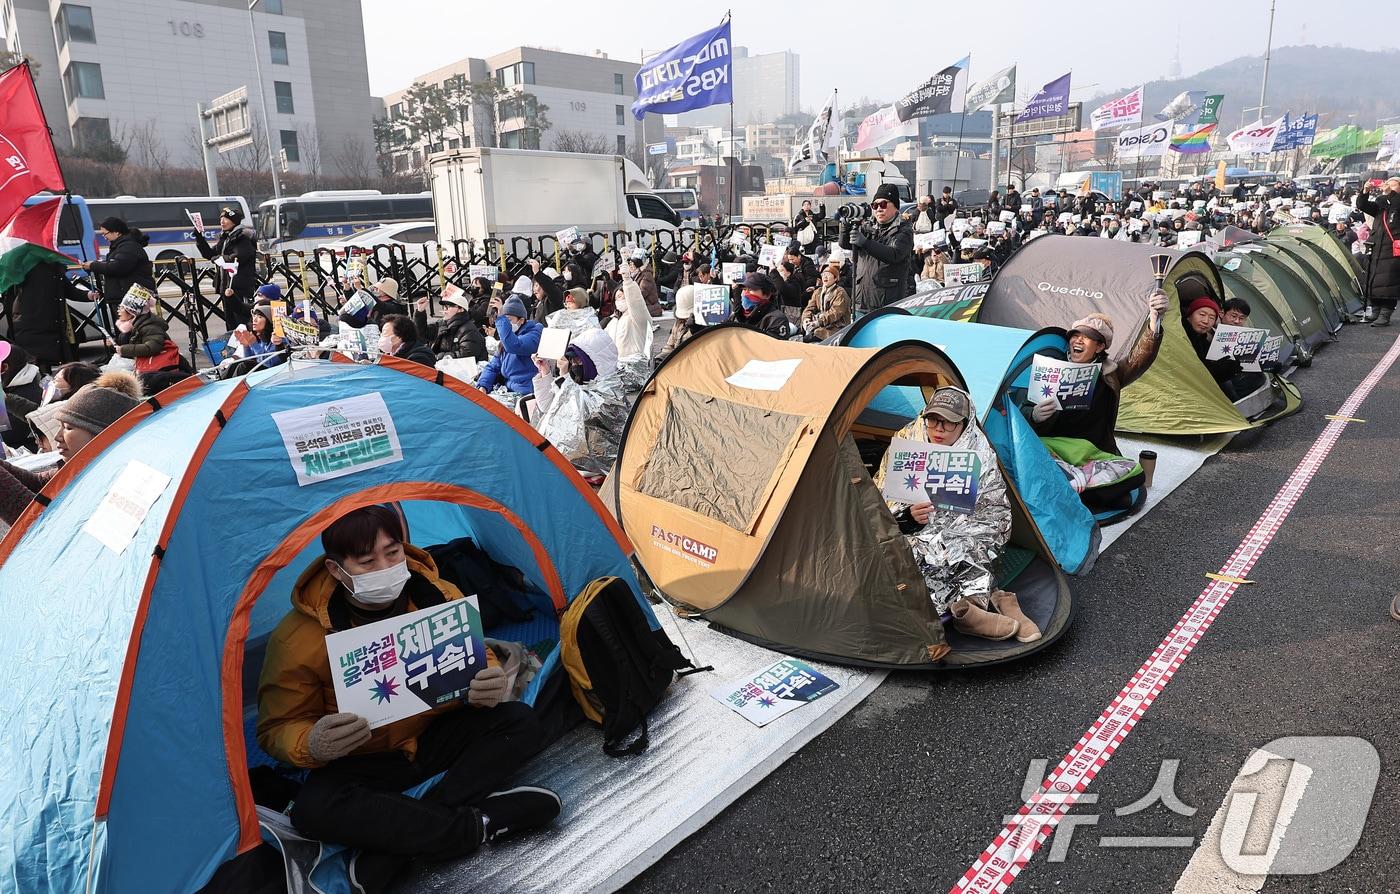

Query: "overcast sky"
<box><xmin>363</xmin><ymin>0</ymin><xmax>1393</xmax><ymax>109</ymax></box>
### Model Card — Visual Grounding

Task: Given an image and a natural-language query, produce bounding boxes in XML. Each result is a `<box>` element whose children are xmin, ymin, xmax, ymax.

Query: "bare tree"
<box><xmin>331</xmin><ymin>135</ymin><xmax>376</xmax><ymax>185</ymax></box>
<box><xmin>551</xmin><ymin>129</ymin><xmax>613</xmax><ymax>154</ymax></box>
<box><xmin>125</xmin><ymin>119</ymin><xmax>173</xmax><ymax>194</ymax></box>
<box><xmin>296</xmin><ymin>123</ymin><xmax>323</xmax><ymax>189</ymax></box>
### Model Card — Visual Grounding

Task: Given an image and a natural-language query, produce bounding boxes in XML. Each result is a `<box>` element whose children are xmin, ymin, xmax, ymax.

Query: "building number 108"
<box><xmin>168</xmin><ymin>20</ymin><xmax>206</xmax><ymax>38</ymax></box>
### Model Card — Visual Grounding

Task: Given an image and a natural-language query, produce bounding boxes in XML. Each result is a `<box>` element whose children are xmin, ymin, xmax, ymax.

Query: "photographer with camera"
<box><xmin>838</xmin><ymin>183</ymin><xmax>914</xmax><ymax>313</ymax></box>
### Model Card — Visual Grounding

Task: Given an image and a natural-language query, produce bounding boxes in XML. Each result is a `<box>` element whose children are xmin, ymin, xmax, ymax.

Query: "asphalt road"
<box><xmin>625</xmin><ymin>324</ymin><xmax>1400</xmax><ymax>894</ymax></box>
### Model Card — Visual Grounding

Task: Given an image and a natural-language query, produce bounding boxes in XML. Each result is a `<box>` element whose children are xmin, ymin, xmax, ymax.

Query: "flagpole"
<box><xmin>952</xmin><ymin>54</ymin><xmax>970</xmax><ymax>197</ymax></box>
<box><xmin>725</xmin><ymin>9</ymin><xmax>734</xmax><ymax>225</ymax></box>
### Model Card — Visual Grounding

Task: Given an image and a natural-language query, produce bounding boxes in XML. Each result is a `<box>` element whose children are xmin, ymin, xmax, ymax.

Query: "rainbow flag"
<box><xmin>1170</xmin><ymin>123</ymin><xmax>1217</xmax><ymax>154</ymax></box>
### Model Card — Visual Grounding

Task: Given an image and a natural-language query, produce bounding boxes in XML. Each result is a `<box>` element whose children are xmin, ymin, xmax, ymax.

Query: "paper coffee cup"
<box><xmin>1139</xmin><ymin>450</ymin><xmax>1157</xmax><ymax>489</ymax></box>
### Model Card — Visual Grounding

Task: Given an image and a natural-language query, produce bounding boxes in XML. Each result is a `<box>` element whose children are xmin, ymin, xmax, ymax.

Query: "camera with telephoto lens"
<box><xmin>836</xmin><ymin>202</ymin><xmax>873</xmax><ymax>223</ymax></box>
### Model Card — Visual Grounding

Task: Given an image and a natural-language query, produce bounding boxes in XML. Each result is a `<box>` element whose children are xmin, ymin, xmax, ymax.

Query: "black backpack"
<box><xmin>560</xmin><ymin>577</ymin><xmax>705</xmax><ymax>756</ymax></box>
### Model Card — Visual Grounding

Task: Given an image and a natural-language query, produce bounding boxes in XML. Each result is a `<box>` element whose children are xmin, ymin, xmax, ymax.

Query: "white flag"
<box><xmin>1115</xmin><ymin>119</ymin><xmax>1173</xmax><ymax>159</ymax></box>
<box><xmin>1226</xmin><ymin>116</ymin><xmax>1286</xmax><ymax>154</ymax></box>
<box><xmin>966</xmin><ymin>64</ymin><xmax>1016</xmax><ymax>111</ymax></box>
<box><xmin>788</xmin><ymin>91</ymin><xmax>841</xmax><ymax>172</ymax></box>
<box><xmin>1089</xmin><ymin>86</ymin><xmax>1144</xmax><ymax>131</ymax></box>
<box><xmin>853</xmin><ymin>105</ymin><xmax>918</xmax><ymax>152</ymax></box>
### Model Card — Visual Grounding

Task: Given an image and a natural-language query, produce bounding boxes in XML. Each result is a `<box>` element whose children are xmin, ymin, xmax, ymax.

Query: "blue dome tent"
<box><xmin>0</xmin><ymin>357</ymin><xmax>644</xmax><ymax>893</ymax></box>
<box><xmin>836</xmin><ymin>310</ymin><xmax>1101</xmax><ymax>574</ymax></box>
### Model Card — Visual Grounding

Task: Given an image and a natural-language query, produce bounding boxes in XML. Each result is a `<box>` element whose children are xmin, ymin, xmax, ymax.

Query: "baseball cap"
<box><xmin>921</xmin><ymin>387</ymin><xmax>970</xmax><ymax>423</ymax></box>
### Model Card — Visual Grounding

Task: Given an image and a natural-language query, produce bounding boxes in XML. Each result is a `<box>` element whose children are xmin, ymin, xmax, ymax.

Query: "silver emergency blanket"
<box><xmin>1052</xmin><ymin>455</ymin><xmax>1141</xmax><ymax>493</ymax></box>
<box><xmin>533</xmin><ymin>371</ymin><xmax>628</xmax><ymax>475</ymax></box>
<box><xmin>545</xmin><ymin>307</ymin><xmax>603</xmax><ymax>336</ymax></box>
<box><xmin>617</xmin><ymin>354</ymin><xmax>652</xmax><ymax>393</ymax></box>
<box><xmin>877</xmin><ymin>401</ymin><xmax>1011</xmax><ymax>615</ymax></box>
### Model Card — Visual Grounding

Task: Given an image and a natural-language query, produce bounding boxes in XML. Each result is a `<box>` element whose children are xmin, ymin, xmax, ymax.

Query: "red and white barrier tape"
<box><xmin>950</xmin><ymin>334</ymin><xmax>1400</xmax><ymax>894</ymax></box>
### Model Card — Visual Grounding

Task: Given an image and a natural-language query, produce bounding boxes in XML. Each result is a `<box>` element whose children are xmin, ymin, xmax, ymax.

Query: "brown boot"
<box><xmin>949</xmin><ymin>598</ymin><xmax>1019</xmax><ymax>641</ymax></box>
<box><xmin>991</xmin><ymin>590</ymin><xmax>1042</xmax><ymax>643</ymax></box>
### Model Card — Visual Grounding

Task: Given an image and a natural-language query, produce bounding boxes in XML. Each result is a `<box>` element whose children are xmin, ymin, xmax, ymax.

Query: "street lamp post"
<box><xmin>247</xmin><ymin>0</ymin><xmax>283</xmax><ymax>245</ymax></box>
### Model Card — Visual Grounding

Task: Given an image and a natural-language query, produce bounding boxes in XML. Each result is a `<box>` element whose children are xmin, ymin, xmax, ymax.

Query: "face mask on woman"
<box><xmin>334</xmin><ymin>560</ymin><xmax>410</xmax><ymax>608</ymax></box>
<box><xmin>116</xmin><ymin>317</ymin><xmax>134</xmax><ymax>334</ymax></box>
<box><xmin>377</xmin><ymin>334</ymin><xmax>396</xmax><ymax>355</ymax></box>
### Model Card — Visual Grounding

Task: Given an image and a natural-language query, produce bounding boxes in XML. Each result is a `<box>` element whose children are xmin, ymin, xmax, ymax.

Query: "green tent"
<box><xmin>1263</xmin><ymin>237</ymin><xmax>1356</xmax><ymax>321</ymax></box>
<box><xmin>1268</xmin><ymin>225</ymin><xmax>1365</xmax><ymax>316</ymax></box>
<box><xmin>1214</xmin><ymin>254</ymin><xmax>1307</xmax><ymax>368</ymax></box>
<box><xmin>1215</xmin><ymin>250</ymin><xmax>1327</xmax><ymax>360</ymax></box>
<box><xmin>1243</xmin><ymin>245</ymin><xmax>1344</xmax><ymax>336</ymax></box>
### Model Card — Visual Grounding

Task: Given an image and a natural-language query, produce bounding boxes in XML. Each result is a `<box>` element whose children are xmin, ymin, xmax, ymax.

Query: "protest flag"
<box><xmin>895</xmin><ymin>56</ymin><xmax>969</xmax><ymax>121</ymax></box>
<box><xmin>1155</xmin><ymin>90</ymin><xmax>1205</xmax><ymax>122</ymax></box>
<box><xmin>1195</xmin><ymin>94</ymin><xmax>1224</xmax><ymax>126</ymax></box>
<box><xmin>854</xmin><ymin>105</ymin><xmax>918</xmax><ymax>152</ymax></box>
<box><xmin>1015</xmin><ymin>72</ymin><xmax>1071</xmax><ymax>123</ymax></box>
<box><xmin>1226</xmin><ymin>116</ymin><xmax>1286</xmax><ymax>154</ymax></box>
<box><xmin>1169</xmin><ymin>122</ymin><xmax>1217</xmax><ymax>155</ymax></box>
<box><xmin>1089</xmin><ymin>85</ymin><xmax>1144</xmax><ymax>131</ymax></box>
<box><xmin>0</xmin><ymin>195</ymin><xmax>78</xmax><ymax>292</ymax></box>
<box><xmin>965</xmin><ymin>64</ymin><xmax>1016</xmax><ymax>112</ymax></box>
<box><xmin>788</xmin><ymin>90</ymin><xmax>841</xmax><ymax>172</ymax></box>
<box><xmin>0</xmin><ymin>63</ymin><xmax>66</xmax><ymax>227</ymax></box>
<box><xmin>632</xmin><ymin>20</ymin><xmax>733</xmax><ymax>119</ymax></box>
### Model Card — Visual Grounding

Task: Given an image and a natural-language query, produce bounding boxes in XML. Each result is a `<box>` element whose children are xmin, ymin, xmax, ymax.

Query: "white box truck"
<box><xmin>428</xmin><ymin>147</ymin><xmax>682</xmax><ymax>243</ymax></box>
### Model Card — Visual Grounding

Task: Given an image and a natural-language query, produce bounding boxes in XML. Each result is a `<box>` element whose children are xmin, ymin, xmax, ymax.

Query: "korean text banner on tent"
<box><xmin>1016</xmin><ymin>72</ymin><xmax>1071</xmax><ymax>123</ymax></box>
<box><xmin>632</xmin><ymin>21</ymin><xmax>732</xmax><ymax>119</ymax></box>
<box><xmin>1090</xmin><ymin>86</ymin><xmax>1143</xmax><ymax>131</ymax></box>
<box><xmin>895</xmin><ymin>56</ymin><xmax>969</xmax><ymax>121</ymax></box>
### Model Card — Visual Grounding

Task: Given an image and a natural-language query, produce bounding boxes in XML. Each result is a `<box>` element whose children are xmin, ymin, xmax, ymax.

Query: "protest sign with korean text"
<box><xmin>693</xmin><ymin>283</ymin><xmax>730</xmax><ymax>325</ymax></box>
<box><xmin>1031</xmin><ymin>354</ymin><xmax>1101</xmax><ymax>411</ymax></box>
<box><xmin>1206</xmin><ymin>324</ymin><xmax>1268</xmax><ymax>366</ymax></box>
<box><xmin>272</xmin><ymin>392</ymin><xmax>403</xmax><ymax>486</ymax></box>
<box><xmin>880</xmin><ymin>437</ymin><xmax>981</xmax><ymax>515</ymax></box>
<box><xmin>721</xmin><ymin>262</ymin><xmax>746</xmax><ymax>284</ymax></box>
<box><xmin>326</xmin><ymin>596</ymin><xmax>487</xmax><ymax>729</ymax></box>
<box><xmin>711</xmin><ymin>657</ymin><xmax>840</xmax><ymax>727</ymax></box>
<box><xmin>943</xmin><ymin>262</ymin><xmax>984</xmax><ymax>285</ymax></box>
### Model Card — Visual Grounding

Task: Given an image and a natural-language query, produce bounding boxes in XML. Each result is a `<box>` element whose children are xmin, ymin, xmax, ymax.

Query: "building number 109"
<box><xmin>168</xmin><ymin>20</ymin><xmax>206</xmax><ymax>38</ymax></box>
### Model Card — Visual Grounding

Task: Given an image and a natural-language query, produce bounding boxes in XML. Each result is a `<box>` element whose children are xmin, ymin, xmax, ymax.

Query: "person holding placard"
<box><xmin>192</xmin><ymin>206</ymin><xmax>257</xmax><ymax>329</ymax></box>
<box><xmin>530</xmin><ymin>328</ymin><xmax>626</xmax><ymax>474</ymax></box>
<box><xmin>257</xmin><ymin>506</ymin><xmax>557</xmax><ymax>890</ymax></box>
<box><xmin>340</xmin><ymin>277</ymin><xmax>407</xmax><ymax>330</ymax></box>
<box><xmin>1181</xmin><ymin>296</ymin><xmax>1241</xmax><ymax>388</ymax></box>
<box><xmin>801</xmin><ymin>264</ymin><xmax>850</xmax><ymax>341</ymax></box>
<box><xmin>227</xmin><ymin>305</ymin><xmax>286</xmax><ymax>370</ymax></box>
<box><xmin>476</xmin><ymin>295</ymin><xmax>543</xmax><ymax>396</ymax></box>
<box><xmin>1356</xmin><ymin>177</ymin><xmax>1400</xmax><ymax>327</ymax></box>
<box><xmin>731</xmin><ymin>272</ymin><xmax>793</xmax><ymax>340</ymax></box>
<box><xmin>413</xmin><ymin>290</ymin><xmax>487</xmax><ymax>362</ymax></box>
<box><xmin>877</xmin><ymin>388</ymin><xmax>1038</xmax><ymax>643</ymax></box>
<box><xmin>1029</xmin><ymin>290</ymin><xmax>1168</xmax><ymax>457</ymax></box>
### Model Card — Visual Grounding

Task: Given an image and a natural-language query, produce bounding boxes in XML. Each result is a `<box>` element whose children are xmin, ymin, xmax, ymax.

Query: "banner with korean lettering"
<box><xmin>1206</xmin><ymin>324</ymin><xmax>1268</xmax><ymax>367</ymax></box>
<box><xmin>966</xmin><ymin>64</ymin><xmax>1016</xmax><ymax>111</ymax></box>
<box><xmin>1089</xmin><ymin>85</ymin><xmax>1143</xmax><ymax>131</ymax></box>
<box><xmin>895</xmin><ymin>56</ymin><xmax>969</xmax><ymax>121</ymax></box>
<box><xmin>854</xmin><ymin>104</ymin><xmax>919</xmax><ymax>152</ymax></box>
<box><xmin>0</xmin><ymin>63</ymin><xmax>66</xmax><ymax>227</ymax></box>
<box><xmin>1015</xmin><ymin>72</ymin><xmax>1071</xmax><ymax>123</ymax></box>
<box><xmin>712</xmin><ymin>657</ymin><xmax>840</xmax><ymax>727</ymax></box>
<box><xmin>326</xmin><ymin>596</ymin><xmax>486</xmax><ymax>729</ymax></box>
<box><xmin>272</xmin><ymin>391</ymin><xmax>404</xmax><ymax>486</ymax></box>
<box><xmin>1195</xmin><ymin>94</ymin><xmax>1224</xmax><ymax>126</ymax></box>
<box><xmin>1273</xmin><ymin>112</ymin><xmax>1317</xmax><ymax>151</ymax></box>
<box><xmin>1030</xmin><ymin>355</ymin><xmax>1101</xmax><ymax>411</ymax></box>
<box><xmin>880</xmin><ymin>437</ymin><xmax>980</xmax><ymax>514</ymax></box>
<box><xmin>632</xmin><ymin>20</ymin><xmax>732</xmax><ymax>119</ymax></box>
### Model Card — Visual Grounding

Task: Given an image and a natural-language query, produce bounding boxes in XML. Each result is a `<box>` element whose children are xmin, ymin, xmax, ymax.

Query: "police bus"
<box><xmin>256</xmin><ymin>190</ymin><xmax>434</xmax><ymax>253</ymax></box>
<box><xmin>85</xmin><ymin>195</ymin><xmax>254</xmax><ymax>263</ymax></box>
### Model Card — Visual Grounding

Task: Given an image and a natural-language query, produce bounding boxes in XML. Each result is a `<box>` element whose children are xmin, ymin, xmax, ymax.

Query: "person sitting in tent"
<box><xmin>880</xmin><ymin>388</ymin><xmax>1040</xmax><ymax>644</ymax></box>
<box><xmin>0</xmin><ymin>370</ymin><xmax>142</xmax><ymax>525</ymax></box>
<box><xmin>1181</xmin><ymin>296</ymin><xmax>1242</xmax><ymax>391</ymax></box>
<box><xmin>530</xmin><ymin>328</ymin><xmax>626</xmax><ymax>475</ymax></box>
<box><xmin>256</xmin><ymin>505</ymin><xmax>559</xmax><ymax>890</ymax></box>
<box><xmin>1221</xmin><ymin>296</ymin><xmax>1251</xmax><ymax>327</ymax></box>
<box><xmin>1028</xmin><ymin>289</ymin><xmax>1168</xmax><ymax>457</ymax></box>
<box><xmin>476</xmin><ymin>295</ymin><xmax>543</xmax><ymax>396</ymax></box>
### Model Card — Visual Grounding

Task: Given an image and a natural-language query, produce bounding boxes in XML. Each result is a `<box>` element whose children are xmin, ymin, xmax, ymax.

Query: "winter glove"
<box><xmin>307</xmin><ymin>712</ymin><xmax>371</xmax><ymax>763</ymax></box>
<box><xmin>849</xmin><ymin>229</ymin><xmax>869</xmax><ymax>248</ymax></box>
<box><xmin>468</xmin><ymin>665</ymin><xmax>509</xmax><ymax>708</ymax></box>
<box><xmin>1031</xmin><ymin>398</ymin><xmax>1058</xmax><ymax>423</ymax></box>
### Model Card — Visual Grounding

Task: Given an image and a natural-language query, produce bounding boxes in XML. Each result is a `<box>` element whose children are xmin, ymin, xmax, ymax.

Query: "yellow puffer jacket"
<box><xmin>256</xmin><ymin>544</ymin><xmax>497</xmax><ymax>768</ymax></box>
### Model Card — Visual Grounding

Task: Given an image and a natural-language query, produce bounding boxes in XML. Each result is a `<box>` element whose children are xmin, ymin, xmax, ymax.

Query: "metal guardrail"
<box><xmin>1</xmin><ymin>222</ymin><xmax>846</xmax><ymax>367</ymax></box>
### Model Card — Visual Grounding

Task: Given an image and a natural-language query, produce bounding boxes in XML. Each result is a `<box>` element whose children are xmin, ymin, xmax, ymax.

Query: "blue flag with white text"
<box><xmin>632</xmin><ymin>21</ymin><xmax>733</xmax><ymax>119</ymax></box>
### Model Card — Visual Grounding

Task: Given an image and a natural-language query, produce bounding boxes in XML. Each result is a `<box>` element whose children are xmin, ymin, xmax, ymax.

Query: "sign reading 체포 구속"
<box><xmin>272</xmin><ymin>392</ymin><xmax>403</xmax><ymax>486</ymax></box>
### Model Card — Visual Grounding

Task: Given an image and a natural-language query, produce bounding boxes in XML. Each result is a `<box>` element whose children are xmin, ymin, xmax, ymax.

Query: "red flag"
<box><xmin>0</xmin><ymin>196</ymin><xmax>77</xmax><ymax>292</ymax></box>
<box><xmin>0</xmin><ymin>63</ymin><xmax>65</xmax><ymax>226</ymax></box>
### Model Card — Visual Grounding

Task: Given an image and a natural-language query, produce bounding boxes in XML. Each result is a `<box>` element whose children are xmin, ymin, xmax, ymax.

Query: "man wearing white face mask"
<box><xmin>257</xmin><ymin>505</ymin><xmax>559</xmax><ymax>891</ymax></box>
